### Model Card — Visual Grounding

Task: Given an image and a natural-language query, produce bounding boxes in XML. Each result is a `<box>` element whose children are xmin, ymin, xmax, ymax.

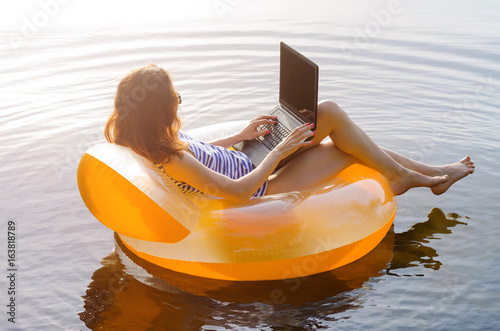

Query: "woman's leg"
<box><xmin>266</xmin><ymin>140</ymin><xmax>356</xmax><ymax>194</ymax></box>
<box><xmin>380</xmin><ymin>149</ymin><xmax>474</xmax><ymax>195</ymax></box>
<box><xmin>267</xmin><ymin>100</ymin><xmax>473</xmax><ymax>196</ymax></box>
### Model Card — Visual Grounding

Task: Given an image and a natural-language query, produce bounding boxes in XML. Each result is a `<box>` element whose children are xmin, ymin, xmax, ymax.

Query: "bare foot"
<box><xmin>389</xmin><ymin>169</ymin><xmax>449</xmax><ymax>196</ymax></box>
<box><xmin>431</xmin><ymin>156</ymin><xmax>475</xmax><ymax>195</ymax></box>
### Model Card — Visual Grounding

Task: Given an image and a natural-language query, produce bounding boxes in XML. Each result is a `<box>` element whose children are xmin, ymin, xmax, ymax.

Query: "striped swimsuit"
<box><xmin>158</xmin><ymin>131</ymin><xmax>268</xmax><ymax>198</ymax></box>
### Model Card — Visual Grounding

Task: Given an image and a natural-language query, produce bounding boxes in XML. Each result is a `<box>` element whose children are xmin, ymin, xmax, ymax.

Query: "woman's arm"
<box><xmin>164</xmin><ymin>123</ymin><xmax>315</xmax><ymax>202</ymax></box>
<box><xmin>164</xmin><ymin>149</ymin><xmax>280</xmax><ymax>202</ymax></box>
<box><xmin>209</xmin><ymin>114</ymin><xmax>277</xmax><ymax>148</ymax></box>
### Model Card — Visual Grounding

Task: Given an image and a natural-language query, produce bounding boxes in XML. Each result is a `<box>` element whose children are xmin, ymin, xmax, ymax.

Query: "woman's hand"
<box><xmin>271</xmin><ymin>123</ymin><xmax>316</xmax><ymax>159</ymax></box>
<box><xmin>209</xmin><ymin>114</ymin><xmax>277</xmax><ymax>148</ymax></box>
<box><xmin>237</xmin><ymin>114</ymin><xmax>278</xmax><ymax>141</ymax></box>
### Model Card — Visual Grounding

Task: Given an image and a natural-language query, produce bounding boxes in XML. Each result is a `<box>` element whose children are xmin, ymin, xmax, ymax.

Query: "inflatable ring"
<box><xmin>77</xmin><ymin>121</ymin><xmax>397</xmax><ymax>281</ymax></box>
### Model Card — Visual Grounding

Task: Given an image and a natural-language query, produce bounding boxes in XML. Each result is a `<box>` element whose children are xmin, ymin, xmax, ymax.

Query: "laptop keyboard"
<box><xmin>257</xmin><ymin>120</ymin><xmax>292</xmax><ymax>150</ymax></box>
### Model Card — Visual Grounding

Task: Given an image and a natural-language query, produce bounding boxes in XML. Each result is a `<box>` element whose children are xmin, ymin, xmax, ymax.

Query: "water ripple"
<box><xmin>1</xmin><ymin>13</ymin><xmax>499</xmax><ymax>330</ymax></box>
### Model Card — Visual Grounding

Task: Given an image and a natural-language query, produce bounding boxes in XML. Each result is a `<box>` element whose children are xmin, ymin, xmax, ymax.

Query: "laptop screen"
<box><xmin>279</xmin><ymin>42</ymin><xmax>319</xmax><ymax>126</ymax></box>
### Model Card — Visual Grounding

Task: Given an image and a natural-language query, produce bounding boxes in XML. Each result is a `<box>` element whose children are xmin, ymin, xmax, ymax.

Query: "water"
<box><xmin>1</xmin><ymin>0</ymin><xmax>499</xmax><ymax>330</ymax></box>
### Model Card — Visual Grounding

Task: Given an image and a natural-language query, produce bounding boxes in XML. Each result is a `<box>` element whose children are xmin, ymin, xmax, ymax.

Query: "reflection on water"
<box><xmin>387</xmin><ymin>207</ymin><xmax>467</xmax><ymax>275</ymax></box>
<box><xmin>1</xmin><ymin>1</ymin><xmax>497</xmax><ymax>328</ymax></box>
<box><xmin>80</xmin><ymin>208</ymin><xmax>466</xmax><ymax>330</ymax></box>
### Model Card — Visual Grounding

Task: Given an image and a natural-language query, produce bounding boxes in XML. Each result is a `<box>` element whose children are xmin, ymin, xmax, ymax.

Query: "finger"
<box><xmin>257</xmin><ymin>129</ymin><xmax>271</xmax><ymax>137</ymax></box>
<box><xmin>290</xmin><ymin>128</ymin><xmax>315</xmax><ymax>145</ymax></box>
<box><xmin>290</xmin><ymin>123</ymin><xmax>313</xmax><ymax>136</ymax></box>
<box><xmin>254</xmin><ymin>118</ymin><xmax>277</xmax><ymax>126</ymax></box>
<box><xmin>299</xmin><ymin>122</ymin><xmax>314</xmax><ymax>131</ymax></box>
<box><xmin>302</xmin><ymin>131</ymin><xmax>316</xmax><ymax>141</ymax></box>
<box><xmin>297</xmin><ymin>131</ymin><xmax>316</xmax><ymax>144</ymax></box>
<box><xmin>290</xmin><ymin>123</ymin><xmax>309</xmax><ymax>134</ymax></box>
<box><xmin>301</xmin><ymin>139</ymin><xmax>316</xmax><ymax>146</ymax></box>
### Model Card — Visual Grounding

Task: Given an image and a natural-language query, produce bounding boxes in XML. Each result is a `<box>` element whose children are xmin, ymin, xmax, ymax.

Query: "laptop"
<box><xmin>234</xmin><ymin>42</ymin><xmax>319</xmax><ymax>168</ymax></box>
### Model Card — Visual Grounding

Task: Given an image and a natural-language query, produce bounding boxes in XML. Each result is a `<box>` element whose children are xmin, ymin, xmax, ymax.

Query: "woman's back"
<box><xmin>158</xmin><ymin>131</ymin><xmax>268</xmax><ymax>198</ymax></box>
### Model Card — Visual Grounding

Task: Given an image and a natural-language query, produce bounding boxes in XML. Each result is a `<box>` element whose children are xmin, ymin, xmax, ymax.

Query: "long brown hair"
<box><xmin>105</xmin><ymin>64</ymin><xmax>187</xmax><ymax>164</ymax></box>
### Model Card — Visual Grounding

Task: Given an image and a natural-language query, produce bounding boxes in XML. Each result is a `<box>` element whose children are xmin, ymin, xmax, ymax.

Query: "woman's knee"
<box><xmin>318</xmin><ymin>99</ymin><xmax>347</xmax><ymax>122</ymax></box>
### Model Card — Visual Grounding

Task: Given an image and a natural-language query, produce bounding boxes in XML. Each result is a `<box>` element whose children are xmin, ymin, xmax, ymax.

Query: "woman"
<box><xmin>105</xmin><ymin>64</ymin><xmax>474</xmax><ymax>202</ymax></box>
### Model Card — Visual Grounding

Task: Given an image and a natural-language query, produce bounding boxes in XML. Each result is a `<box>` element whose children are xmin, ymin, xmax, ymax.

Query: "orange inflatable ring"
<box><xmin>77</xmin><ymin>121</ymin><xmax>397</xmax><ymax>281</ymax></box>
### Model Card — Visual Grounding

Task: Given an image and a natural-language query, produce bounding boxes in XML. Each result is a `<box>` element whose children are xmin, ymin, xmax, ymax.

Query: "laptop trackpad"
<box><xmin>240</xmin><ymin>139</ymin><xmax>269</xmax><ymax>167</ymax></box>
